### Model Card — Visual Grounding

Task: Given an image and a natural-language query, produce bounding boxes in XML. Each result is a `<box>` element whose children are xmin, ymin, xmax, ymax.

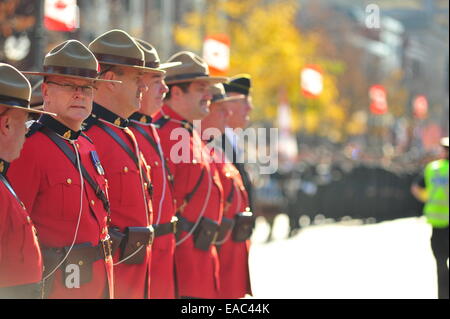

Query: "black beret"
<box><xmin>223</xmin><ymin>74</ymin><xmax>251</xmax><ymax>95</ymax></box>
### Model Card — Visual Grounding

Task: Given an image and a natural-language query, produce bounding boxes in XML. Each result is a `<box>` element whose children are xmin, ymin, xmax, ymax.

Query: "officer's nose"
<box><xmin>161</xmin><ymin>81</ymin><xmax>169</xmax><ymax>94</ymax></box>
<box><xmin>204</xmin><ymin>91</ymin><xmax>213</xmax><ymax>101</ymax></box>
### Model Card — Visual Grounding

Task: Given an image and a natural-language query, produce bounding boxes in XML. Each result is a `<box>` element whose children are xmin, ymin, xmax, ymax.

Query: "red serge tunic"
<box><xmin>0</xmin><ymin>159</ymin><xmax>43</xmax><ymax>292</ymax></box>
<box><xmin>211</xmin><ymin>147</ymin><xmax>252</xmax><ymax>299</ymax></box>
<box><xmin>83</xmin><ymin>103</ymin><xmax>153</xmax><ymax>299</ymax></box>
<box><xmin>153</xmin><ymin>105</ymin><xmax>223</xmax><ymax>299</ymax></box>
<box><xmin>129</xmin><ymin>112</ymin><xmax>177</xmax><ymax>299</ymax></box>
<box><xmin>7</xmin><ymin>115</ymin><xmax>113</xmax><ymax>299</ymax></box>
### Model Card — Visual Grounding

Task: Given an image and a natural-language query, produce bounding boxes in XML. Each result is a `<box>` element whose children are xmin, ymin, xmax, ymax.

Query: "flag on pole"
<box><xmin>44</xmin><ymin>0</ymin><xmax>79</xmax><ymax>32</ymax></box>
<box><xmin>203</xmin><ymin>34</ymin><xmax>230</xmax><ymax>76</ymax></box>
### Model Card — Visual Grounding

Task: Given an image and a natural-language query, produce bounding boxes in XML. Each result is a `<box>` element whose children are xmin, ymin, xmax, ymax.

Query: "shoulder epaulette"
<box><xmin>153</xmin><ymin>116</ymin><xmax>170</xmax><ymax>129</ymax></box>
<box><xmin>26</xmin><ymin>121</ymin><xmax>44</xmax><ymax>138</ymax></box>
<box><xmin>82</xmin><ymin>114</ymin><xmax>99</xmax><ymax>132</ymax></box>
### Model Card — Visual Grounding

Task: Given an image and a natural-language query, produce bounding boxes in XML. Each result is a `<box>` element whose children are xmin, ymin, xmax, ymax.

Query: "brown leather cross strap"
<box><xmin>0</xmin><ymin>174</ymin><xmax>23</xmax><ymax>206</ymax></box>
<box><xmin>96</xmin><ymin>121</ymin><xmax>153</xmax><ymax>195</ymax></box>
<box><xmin>129</xmin><ymin>121</ymin><xmax>174</xmax><ymax>189</ymax></box>
<box><xmin>177</xmin><ymin>169</ymin><xmax>205</xmax><ymax>213</ymax></box>
<box><xmin>41</xmin><ymin>127</ymin><xmax>111</xmax><ymax>213</ymax></box>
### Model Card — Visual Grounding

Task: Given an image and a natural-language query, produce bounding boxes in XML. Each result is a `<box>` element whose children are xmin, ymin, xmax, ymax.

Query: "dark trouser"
<box><xmin>431</xmin><ymin>227</ymin><xmax>449</xmax><ymax>299</ymax></box>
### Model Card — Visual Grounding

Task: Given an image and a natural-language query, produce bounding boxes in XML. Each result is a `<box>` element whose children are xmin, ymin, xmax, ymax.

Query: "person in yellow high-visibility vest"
<box><xmin>412</xmin><ymin>137</ymin><xmax>449</xmax><ymax>299</ymax></box>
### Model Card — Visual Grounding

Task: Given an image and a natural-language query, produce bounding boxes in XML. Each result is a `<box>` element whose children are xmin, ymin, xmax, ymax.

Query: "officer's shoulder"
<box><xmin>82</xmin><ymin>115</ymin><xmax>98</xmax><ymax>132</ymax></box>
<box><xmin>153</xmin><ymin>116</ymin><xmax>170</xmax><ymax>129</ymax></box>
<box><xmin>26</xmin><ymin>120</ymin><xmax>44</xmax><ymax>138</ymax></box>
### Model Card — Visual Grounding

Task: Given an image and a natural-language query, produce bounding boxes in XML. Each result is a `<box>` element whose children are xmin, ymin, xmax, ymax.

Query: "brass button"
<box><xmin>154</xmin><ymin>161</ymin><xmax>159</xmax><ymax>166</ymax></box>
<box><xmin>26</xmin><ymin>216</ymin><xmax>31</xmax><ymax>223</ymax></box>
<box><xmin>91</xmin><ymin>200</ymin><xmax>95</xmax><ymax>206</ymax></box>
<box><xmin>78</xmin><ymin>260</ymin><xmax>84</xmax><ymax>266</ymax></box>
<box><xmin>67</xmin><ymin>178</ymin><xmax>72</xmax><ymax>184</ymax></box>
<box><xmin>123</xmin><ymin>166</ymin><xmax>129</xmax><ymax>173</ymax></box>
<box><xmin>225</xmin><ymin>172</ymin><xmax>231</xmax><ymax>178</ymax></box>
<box><xmin>192</xmin><ymin>159</ymin><xmax>197</xmax><ymax>164</ymax></box>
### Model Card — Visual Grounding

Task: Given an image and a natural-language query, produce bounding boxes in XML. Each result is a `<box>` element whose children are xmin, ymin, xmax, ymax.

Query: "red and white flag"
<box><xmin>44</xmin><ymin>0</ymin><xmax>79</xmax><ymax>32</ymax></box>
<box><xmin>369</xmin><ymin>84</ymin><xmax>388</xmax><ymax>115</ymax></box>
<box><xmin>203</xmin><ymin>34</ymin><xmax>230</xmax><ymax>76</ymax></box>
<box><xmin>301</xmin><ymin>65</ymin><xmax>323</xmax><ymax>98</ymax></box>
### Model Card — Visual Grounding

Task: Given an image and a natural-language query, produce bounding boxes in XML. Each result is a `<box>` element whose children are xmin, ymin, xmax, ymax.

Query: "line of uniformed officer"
<box><xmin>1</xmin><ymin>29</ymin><xmax>255</xmax><ymax>299</ymax></box>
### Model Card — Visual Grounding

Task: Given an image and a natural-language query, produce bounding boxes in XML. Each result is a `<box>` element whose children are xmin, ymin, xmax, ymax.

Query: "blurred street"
<box><xmin>249</xmin><ymin>216</ymin><xmax>437</xmax><ymax>299</ymax></box>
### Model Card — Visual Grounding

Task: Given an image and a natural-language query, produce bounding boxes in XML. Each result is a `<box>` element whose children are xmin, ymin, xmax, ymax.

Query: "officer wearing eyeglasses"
<box><xmin>7</xmin><ymin>40</ymin><xmax>117</xmax><ymax>299</ymax></box>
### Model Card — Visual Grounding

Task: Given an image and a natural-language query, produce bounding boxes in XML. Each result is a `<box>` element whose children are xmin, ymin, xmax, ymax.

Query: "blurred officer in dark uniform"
<box><xmin>128</xmin><ymin>38</ymin><xmax>181</xmax><ymax>299</ymax></box>
<box><xmin>411</xmin><ymin>137</ymin><xmax>449</xmax><ymax>299</ymax></box>
<box><xmin>84</xmin><ymin>29</ymin><xmax>156</xmax><ymax>299</ymax></box>
<box><xmin>0</xmin><ymin>63</ymin><xmax>53</xmax><ymax>299</ymax></box>
<box><xmin>8</xmin><ymin>41</ymin><xmax>116</xmax><ymax>298</ymax></box>
<box><xmin>223</xmin><ymin>75</ymin><xmax>254</xmax><ymax>210</ymax></box>
<box><xmin>153</xmin><ymin>51</ymin><xmax>226</xmax><ymax>299</ymax></box>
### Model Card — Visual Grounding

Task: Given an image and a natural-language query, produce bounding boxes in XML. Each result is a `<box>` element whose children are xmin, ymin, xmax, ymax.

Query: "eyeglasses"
<box><xmin>46</xmin><ymin>81</ymin><xmax>95</xmax><ymax>93</ymax></box>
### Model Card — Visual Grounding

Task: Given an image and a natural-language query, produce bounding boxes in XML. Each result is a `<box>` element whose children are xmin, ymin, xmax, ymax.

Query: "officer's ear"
<box><xmin>171</xmin><ymin>85</ymin><xmax>186</xmax><ymax>100</ymax></box>
<box><xmin>100</xmin><ymin>71</ymin><xmax>119</xmax><ymax>91</ymax></box>
<box><xmin>0</xmin><ymin>111</ymin><xmax>12</xmax><ymax>136</ymax></box>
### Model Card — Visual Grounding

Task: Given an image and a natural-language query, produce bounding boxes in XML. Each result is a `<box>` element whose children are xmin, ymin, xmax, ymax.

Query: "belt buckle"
<box><xmin>171</xmin><ymin>216</ymin><xmax>178</xmax><ymax>234</ymax></box>
<box><xmin>148</xmin><ymin>225</ymin><xmax>155</xmax><ymax>246</ymax></box>
<box><xmin>101</xmin><ymin>234</ymin><xmax>112</xmax><ymax>259</ymax></box>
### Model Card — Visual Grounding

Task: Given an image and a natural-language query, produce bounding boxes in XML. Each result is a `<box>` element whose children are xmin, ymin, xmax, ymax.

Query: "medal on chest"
<box><xmin>90</xmin><ymin>151</ymin><xmax>105</xmax><ymax>175</ymax></box>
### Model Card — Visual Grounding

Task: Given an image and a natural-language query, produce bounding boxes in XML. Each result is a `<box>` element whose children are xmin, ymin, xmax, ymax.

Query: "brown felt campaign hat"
<box><xmin>134</xmin><ymin>38</ymin><xmax>182</xmax><ymax>71</ymax></box>
<box><xmin>0</xmin><ymin>63</ymin><xmax>56</xmax><ymax>116</ymax></box>
<box><xmin>22</xmin><ymin>40</ymin><xmax>119</xmax><ymax>83</ymax></box>
<box><xmin>164</xmin><ymin>51</ymin><xmax>228</xmax><ymax>85</ymax></box>
<box><xmin>89</xmin><ymin>29</ymin><xmax>162</xmax><ymax>73</ymax></box>
<box><xmin>210</xmin><ymin>83</ymin><xmax>245</xmax><ymax>103</ymax></box>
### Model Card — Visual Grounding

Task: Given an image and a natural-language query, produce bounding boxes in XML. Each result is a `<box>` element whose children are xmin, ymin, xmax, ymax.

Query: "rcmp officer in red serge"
<box><xmin>0</xmin><ymin>64</ymin><xmax>54</xmax><ymax>298</ymax></box>
<box><xmin>128</xmin><ymin>38</ymin><xmax>181</xmax><ymax>299</ymax></box>
<box><xmin>201</xmin><ymin>83</ymin><xmax>253</xmax><ymax>299</ymax></box>
<box><xmin>153</xmin><ymin>51</ymin><xmax>226</xmax><ymax>299</ymax></box>
<box><xmin>7</xmin><ymin>40</ymin><xmax>116</xmax><ymax>299</ymax></box>
<box><xmin>84</xmin><ymin>30</ymin><xmax>156</xmax><ymax>299</ymax></box>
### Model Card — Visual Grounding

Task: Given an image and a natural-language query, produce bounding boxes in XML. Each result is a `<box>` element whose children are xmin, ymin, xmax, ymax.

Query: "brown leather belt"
<box><xmin>42</xmin><ymin>237</ymin><xmax>112</xmax><ymax>266</ymax></box>
<box><xmin>153</xmin><ymin>217</ymin><xmax>178</xmax><ymax>237</ymax></box>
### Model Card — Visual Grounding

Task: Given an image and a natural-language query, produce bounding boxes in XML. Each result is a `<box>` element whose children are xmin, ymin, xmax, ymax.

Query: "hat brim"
<box><xmin>0</xmin><ymin>102</ymin><xmax>57</xmax><ymax>116</ymax></box>
<box><xmin>166</xmin><ymin>75</ymin><xmax>228</xmax><ymax>85</ymax></box>
<box><xmin>98</xmin><ymin>61</ymin><xmax>166</xmax><ymax>74</ymax></box>
<box><xmin>159</xmin><ymin>61</ymin><xmax>183</xmax><ymax>70</ymax></box>
<box><xmin>212</xmin><ymin>94</ymin><xmax>246</xmax><ymax>103</ymax></box>
<box><xmin>22</xmin><ymin>72</ymin><xmax>122</xmax><ymax>84</ymax></box>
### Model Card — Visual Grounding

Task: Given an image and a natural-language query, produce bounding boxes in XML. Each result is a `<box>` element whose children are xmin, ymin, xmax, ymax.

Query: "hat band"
<box><xmin>0</xmin><ymin>94</ymin><xmax>29</xmax><ymax>108</ymax></box>
<box><xmin>44</xmin><ymin>66</ymin><xmax>98</xmax><ymax>79</ymax></box>
<box><xmin>165</xmin><ymin>72</ymin><xmax>209</xmax><ymax>83</ymax></box>
<box><xmin>145</xmin><ymin>61</ymin><xmax>160</xmax><ymax>68</ymax></box>
<box><xmin>211</xmin><ymin>93</ymin><xmax>226</xmax><ymax>103</ymax></box>
<box><xmin>95</xmin><ymin>53</ymin><xmax>144</xmax><ymax>68</ymax></box>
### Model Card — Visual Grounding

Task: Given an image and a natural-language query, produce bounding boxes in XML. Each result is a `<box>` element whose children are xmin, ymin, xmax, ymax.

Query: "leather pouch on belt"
<box><xmin>232</xmin><ymin>212</ymin><xmax>255</xmax><ymax>242</ymax></box>
<box><xmin>41</xmin><ymin>248</ymin><xmax>63</xmax><ymax>297</ymax></box>
<box><xmin>121</xmin><ymin>226</ymin><xmax>154</xmax><ymax>265</ymax></box>
<box><xmin>63</xmin><ymin>242</ymin><xmax>97</xmax><ymax>285</ymax></box>
<box><xmin>193</xmin><ymin>217</ymin><xmax>220</xmax><ymax>251</ymax></box>
<box><xmin>108</xmin><ymin>226</ymin><xmax>126</xmax><ymax>256</ymax></box>
<box><xmin>216</xmin><ymin>217</ymin><xmax>234</xmax><ymax>244</ymax></box>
